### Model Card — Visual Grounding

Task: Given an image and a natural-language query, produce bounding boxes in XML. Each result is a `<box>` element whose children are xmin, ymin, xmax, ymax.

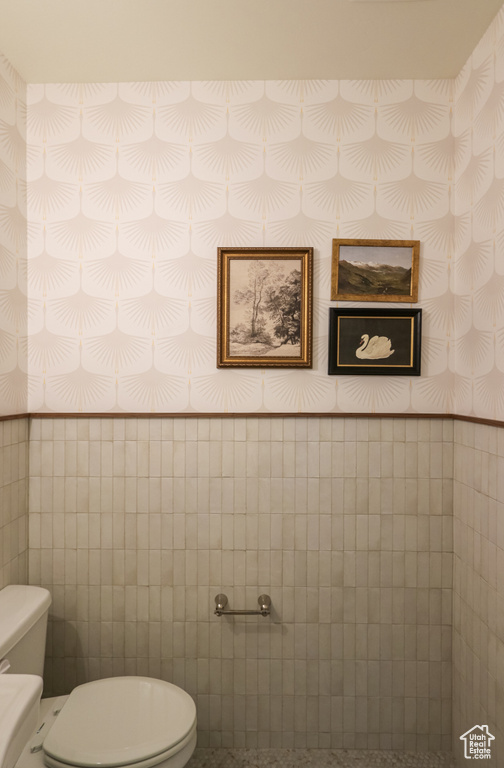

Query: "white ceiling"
<box><xmin>0</xmin><ymin>0</ymin><xmax>502</xmax><ymax>84</ymax></box>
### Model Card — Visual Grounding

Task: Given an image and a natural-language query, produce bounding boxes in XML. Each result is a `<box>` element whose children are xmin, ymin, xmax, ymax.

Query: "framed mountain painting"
<box><xmin>331</xmin><ymin>239</ymin><xmax>420</xmax><ymax>302</ymax></box>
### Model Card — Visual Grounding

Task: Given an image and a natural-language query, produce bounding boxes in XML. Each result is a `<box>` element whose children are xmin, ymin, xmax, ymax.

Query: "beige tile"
<box><xmin>23</xmin><ymin>415</ymin><xmax>503</xmax><ymax>749</ymax></box>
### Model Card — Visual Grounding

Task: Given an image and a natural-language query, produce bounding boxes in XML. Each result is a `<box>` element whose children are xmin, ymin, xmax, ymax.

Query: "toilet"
<box><xmin>0</xmin><ymin>586</ymin><xmax>197</xmax><ymax>768</ymax></box>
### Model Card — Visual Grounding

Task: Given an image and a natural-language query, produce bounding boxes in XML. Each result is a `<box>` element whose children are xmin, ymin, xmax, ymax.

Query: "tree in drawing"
<box><xmin>266</xmin><ymin>268</ymin><xmax>301</xmax><ymax>345</ymax></box>
<box><xmin>232</xmin><ymin>261</ymin><xmax>273</xmax><ymax>343</ymax></box>
<box><xmin>230</xmin><ymin>259</ymin><xmax>301</xmax><ymax>352</ymax></box>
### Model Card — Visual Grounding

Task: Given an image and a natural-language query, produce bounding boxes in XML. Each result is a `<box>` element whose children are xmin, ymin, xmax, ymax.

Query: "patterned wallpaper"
<box><xmin>453</xmin><ymin>6</ymin><xmax>504</xmax><ymax>420</ymax></box>
<box><xmin>25</xmin><ymin>79</ymin><xmax>456</xmax><ymax>414</ymax></box>
<box><xmin>0</xmin><ymin>4</ymin><xmax>500</xmax><ymax>417</ymax></box>
<box><xmin>0</xmin><ymin>53</ymin><xmax>27</xmax><ymax>416</ymax></box>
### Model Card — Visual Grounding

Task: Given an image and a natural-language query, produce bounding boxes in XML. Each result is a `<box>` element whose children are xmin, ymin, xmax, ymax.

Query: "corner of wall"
<box><xmin>452</xmin><ymin>3</ymin><xmax>504</xmax><ymax>422</ymax></box>
<box><xmin>0</xmin><ymin>50</ymin><xmax>28</xmax><ymax>416</ymax></box>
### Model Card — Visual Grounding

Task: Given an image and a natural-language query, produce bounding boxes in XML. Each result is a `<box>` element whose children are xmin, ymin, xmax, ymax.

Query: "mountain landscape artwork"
<box><xmin>331</xmin><ymin>239</ymin><xmax>419</xmax><ymax>302</ymax></box>
<box><xmin>338</xmin><ymin>254</ymin><xmax>411</xmax><ymax>296</ymax></box>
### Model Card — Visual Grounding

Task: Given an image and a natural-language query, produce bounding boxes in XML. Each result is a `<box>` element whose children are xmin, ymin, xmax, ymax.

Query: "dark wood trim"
<box><xmin>449</xmin><ymin>414</ymin><xmax>504</xmax><ymax>428</ymax></box>
<box><xmin>0</xmin><ymin>413</ymin><xmax>30</xmax><ymax>422</ymax></box>
<box><xmin>30</xmin><ymin>411</ymin><xmax>449</xmax><ymax>419</ymax></box>
<box><xmin>22</xmin><ymin>412</ymin><xmax>504</xmax><ymax>429</ymax></box>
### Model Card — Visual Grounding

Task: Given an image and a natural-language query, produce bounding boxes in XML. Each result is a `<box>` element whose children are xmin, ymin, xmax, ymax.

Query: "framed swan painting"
<box><xmin>328</xmin><ymin>308</ymin><xmax>422</xmax><ymax>376</ymax></box>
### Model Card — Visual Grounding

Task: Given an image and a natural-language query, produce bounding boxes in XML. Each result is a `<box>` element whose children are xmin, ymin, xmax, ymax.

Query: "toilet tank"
<box><xmin>0</xmin><ymin>674</ymin><xmax>43</xmax><ymax>768</ymax></box>
<box><xmin>0</xmin><ymin>586</ymin><xmax>51</xmax><ymax>676</ymax></box>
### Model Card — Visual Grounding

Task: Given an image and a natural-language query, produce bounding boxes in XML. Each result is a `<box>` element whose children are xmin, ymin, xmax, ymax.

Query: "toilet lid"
<box><xmin>43</xmin><ymin>677</ymin><xmax>196</xmax><ymax>768</ymax></box>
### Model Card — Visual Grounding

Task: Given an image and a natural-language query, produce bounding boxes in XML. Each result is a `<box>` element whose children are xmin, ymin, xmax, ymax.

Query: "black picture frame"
<box><xmin>328</xmin><ymin>308</ymin><xmax>422</xmax><ymax>376</ymax></box>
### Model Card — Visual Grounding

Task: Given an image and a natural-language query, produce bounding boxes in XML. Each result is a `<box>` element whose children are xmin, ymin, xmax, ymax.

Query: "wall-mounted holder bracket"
<box><xmin>214</xmin><ymin>593</ymin><xmax>271</xmax><ymax>617</ymax></box>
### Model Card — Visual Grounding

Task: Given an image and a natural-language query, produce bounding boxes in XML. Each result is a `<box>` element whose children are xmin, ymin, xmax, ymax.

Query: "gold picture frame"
<box><xmin>217</xmin><ymin>247</ymin><xmax>313</xmax><ymax>368</ymax></box>
<box><xmin>331</xmin><ymin>239</ymin><xmax>420</xmax><ymax>303</ymax></box>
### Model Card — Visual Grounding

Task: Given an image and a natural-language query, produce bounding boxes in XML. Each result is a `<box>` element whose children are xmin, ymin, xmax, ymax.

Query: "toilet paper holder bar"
<box><xmin>214</xmin><ymin>593</ymin><xmax>271</xmax><ymax>617</ymax></box>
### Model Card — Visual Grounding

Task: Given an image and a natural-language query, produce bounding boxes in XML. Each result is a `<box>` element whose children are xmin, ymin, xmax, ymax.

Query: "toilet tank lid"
<box><xmin>0</xmin><ymin>586</ymin><xmax>51</xmax><ymax>659</ymax></box>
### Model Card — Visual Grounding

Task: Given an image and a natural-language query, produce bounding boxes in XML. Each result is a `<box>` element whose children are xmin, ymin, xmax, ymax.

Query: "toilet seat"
<box><xmin>43</xmin><ymin>734</ymin><xmax>197</xmax><ymax>768</ymax></box>
<box><xmin>42</xmin><ymin>677</ymin><xmax>197</xmax><ymax>768</ymax></box>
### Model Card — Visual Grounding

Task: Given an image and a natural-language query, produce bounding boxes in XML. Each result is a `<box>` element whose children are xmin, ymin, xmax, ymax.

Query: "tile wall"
<box><xmin>0</xmin><ymin>418</ymin><xmax>28</xmax><ymax>588</ymax></box>
<box><xmin>28</xmin><ymin>415</ymin><xmax>454</xmax><ymax>751</ymax></box>
<box><xmin>452</xmin><ymin>421</ymin><xmax>504</xmax><ymax>767</ymax></box>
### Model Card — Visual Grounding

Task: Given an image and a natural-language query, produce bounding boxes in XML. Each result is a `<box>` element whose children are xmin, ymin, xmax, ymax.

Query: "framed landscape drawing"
<box><xmin>328</xmin><ymin>308</ymin><xmax>422</xmax><ymax>376</ymax></box>
<box><xmin>217</xmin><ymin>247</ymin><xmax>313</xmax><ymax>368</ymax></box>
<box><xmin>331</xmin><ymin>239</ymin><xmax>420</xmax><ymax>302</ymax></box>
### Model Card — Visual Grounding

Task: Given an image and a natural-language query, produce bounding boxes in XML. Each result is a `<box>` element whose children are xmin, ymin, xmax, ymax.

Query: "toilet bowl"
<box><xmin>0</xmin><ymin>586</ymin><xmax>197</xmax><ymax>768</ymax></box>
<box><xmin>41</xmin><ymin>677</ymin><xmax>197</xmax><ymax>768</ymax></box>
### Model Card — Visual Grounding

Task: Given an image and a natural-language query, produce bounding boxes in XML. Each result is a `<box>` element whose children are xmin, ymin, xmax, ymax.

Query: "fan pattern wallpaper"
<box><xmin>0</xmin><ymin>53</ymin><xmax>27</xmax><ymax>415</ymax></box>
<box><xmin>453</xmin><ymin>8</ymin><xmax>504</xmax><ymax>420</ymax></box>
<box><xmin>0</xmin><ymin>6</ymin><xmax>503</xmax><ymax>417</ymax></box>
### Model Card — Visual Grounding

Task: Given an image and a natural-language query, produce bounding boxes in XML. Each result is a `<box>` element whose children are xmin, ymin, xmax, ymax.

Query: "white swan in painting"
<box><xmin>356</xmin><ymin>334</ymin><xmax>394</xmax><ymax>360</ymax></box>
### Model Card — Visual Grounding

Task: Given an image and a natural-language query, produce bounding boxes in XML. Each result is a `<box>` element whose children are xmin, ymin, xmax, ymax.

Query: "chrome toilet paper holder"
<box><xmin>214</xmin><ymin>593</ymin><xmax>271</xmax><ymax>617</ymax></box>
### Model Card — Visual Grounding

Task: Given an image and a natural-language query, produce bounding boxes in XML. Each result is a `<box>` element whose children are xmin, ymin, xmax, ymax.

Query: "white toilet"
<box><xmin>0</xmin><ymin>586</ymin><xmax>197</xmax><ymax>768</ymax></box>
